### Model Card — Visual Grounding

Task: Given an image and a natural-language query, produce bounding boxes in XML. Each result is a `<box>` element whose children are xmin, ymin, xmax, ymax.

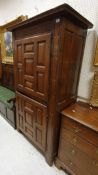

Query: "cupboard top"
<box><xmin>8</xmin><ymin>4</ymin><xmax>93</xmax><ymax>31</ymax></box>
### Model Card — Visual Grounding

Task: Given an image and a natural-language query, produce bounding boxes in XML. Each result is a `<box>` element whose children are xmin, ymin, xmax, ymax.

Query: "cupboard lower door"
<box><xmin>16</xmin><ymin>91</ymin><xmax>47</xmax><ymax>153</ymax></box>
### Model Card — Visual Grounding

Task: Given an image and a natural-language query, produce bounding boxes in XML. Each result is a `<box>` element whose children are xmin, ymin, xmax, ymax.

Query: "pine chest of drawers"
<box><xmin>55</xmin><ymin>102</ymin><xmax>98</xmax><ymax>175</ymax></box>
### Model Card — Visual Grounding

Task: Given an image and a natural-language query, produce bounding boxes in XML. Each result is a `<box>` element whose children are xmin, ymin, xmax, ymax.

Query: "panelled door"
<box><xmin>16</xmin><ymin>92</ymin><xmax>47</xmax><ymax>152</ymax></box>
<box><xmin>15</xmin><ymin>33</ymin><xmax>51</xmax><ymax>101</ymax></box>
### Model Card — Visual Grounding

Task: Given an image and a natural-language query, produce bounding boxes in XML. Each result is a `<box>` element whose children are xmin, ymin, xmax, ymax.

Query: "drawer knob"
<box><xmin>72</xmin><ymin>109</ymin><xmax>76</xmax><ymax>113</ymax></box>
<box><xmin>95</xmin><ymin>163</ymin><xmax>98</xmax><ymax>167</ymax></box>
<box><xmin>71</xmin><ymin>149</ymin><xmax>75</xmax><ymax>155</ymax></box>
<box><xmin>93</xmin><ymin>161</ymin><xmax>98</xmax><ymax>167</ymax></box>
<box><xmin>56</xmin><ymin>18</ymin><xmax>60</xmax><ymax>23</ymax></box>
<box><xmin>69</xmin><ymin>161</ymin><xmax>73</xmax><ymax>166</ymax></box>
<box><xmin>72</xmin><ymin>137</ymin><xmax>77</xmax><ymax>145</ymax></box>
<box><xmin>74</xmin><ymin>127</ymin><xmax>80</xmax><ymax>133</ymax></box>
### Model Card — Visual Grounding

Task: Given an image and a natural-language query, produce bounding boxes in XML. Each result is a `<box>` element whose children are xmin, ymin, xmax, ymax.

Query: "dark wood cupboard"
<box><xmin>9</xmin><ymin>4</ymin><xmax>93</xmax><ymax>165</ymax></box>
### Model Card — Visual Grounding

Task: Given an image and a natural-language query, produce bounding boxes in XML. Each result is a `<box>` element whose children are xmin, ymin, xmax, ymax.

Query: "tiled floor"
<box><xmin>0</xmin><ymin>115</ymin><xmax>67</xmax><ymax>175</ymax></box>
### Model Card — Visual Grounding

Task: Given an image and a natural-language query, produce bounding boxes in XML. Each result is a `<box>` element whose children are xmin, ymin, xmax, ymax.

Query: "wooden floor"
<box><xmin>0</xmin><ymin>115</ymin><xmax>66</xmax><ymax>175</ymax></box>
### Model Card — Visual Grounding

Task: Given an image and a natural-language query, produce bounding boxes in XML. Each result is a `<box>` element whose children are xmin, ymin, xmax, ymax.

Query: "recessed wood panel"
<box><xmin>24</xmin><ymin>80</ymin><xmax>33</xmax><ymax>89</ymax></box>
<box><xmin>25</xmin><ymin>127</ymin><xmax>33</xmax><ymax>138</ymax></box>
<box><xmin>24</xmin><ymin>43</ymin><xmax>34</xmax><ymax>52</ymax></box>
<box><xmin>24</xmin><ymin>58</ymin><xmax>34</xmax><ymax>75</ymax></box>
<box><xmin>18</xmin><ymin>97</ymin><xmax>23</xmax><ymax>114</ymax></box>
<box><xmin>36</xmin><ymin>128</ymin><xmax>42</xmax><ymax>144</ymax></box>
<box><xmin>17</xmin><ymin>44</ymin><xmax>22</xmax><ymax>62</ymax></box>
<box><xmin>25</xmin><ymin>102</ymin><xmax>33</xmax><ymax>110</ymax></box>
<box><xmin>25</xmin><ymin>111</ymin><xmax>33</xmax><ymax>127</ymax></box>
<box><xmin>37</xmin><ymin>41</ymin><xmax>46</xmax><ymax>65</ymax></box>
<box><xmin>19</xmin><ymin>114</ymin><xmax>24</xmax><ymax>129</ymax></box>
<box><xmin>24</xmin><ymin>75</ymin><xmax>35</xmax><ymax>91</ymax></box>
<box><xmin>18</xmin><ymin>67</ymin><xmax>23</xmax><ymax>87</ymax></box>
<box><xmin>36</xmin><ymin>108</ymin><xmax>43</xmax><ymax>125</ymax></box>
<box><xmin>36</xmin><ymin>72</ymin><xmax>45</xmax><ymax>94</ymax></box>
<box><xmin>24</xmin><ymin>109</ymin><xmax>34</xmax><ymax>140</ymax></box>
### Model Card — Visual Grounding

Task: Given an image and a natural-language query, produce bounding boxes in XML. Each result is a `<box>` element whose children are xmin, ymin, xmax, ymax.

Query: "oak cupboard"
<box><xmin>9</xmin><ymin>4</ymin><xmax>93</xmax><ymax>165</ymax></box>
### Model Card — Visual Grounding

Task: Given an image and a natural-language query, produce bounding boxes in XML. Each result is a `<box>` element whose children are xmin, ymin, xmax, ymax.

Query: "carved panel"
<box><xmin>16</xmin><ymin>92</ymin><xmax>47</xmax><ymax>152</ymax></box>
<box><xmin>16</xmin><ymin>95</ymin><xmax>24</xmax><ymax>131</ymax></box>
<box><xmin>24</xmin><ymin>107</ymin><xmax>34</xmax><ymax>141</ymax></box>
<box><xmin>37</xmin><ymin>41</ymin><xmax>46</xmax><ymax>65</ymax></box>
<box><xmin>17</xmin><ymin>44</ymin><xmax>22</xmax><ymax>62</ymax></box>
<box><xmin>19</xmin><ymin>114</ymin><xmax>24</xmax><ymax>130</ymax></box>
<box><xmin>34</xmin><ymin>106</ymin><xmax>47</xmax><ymax>151</ymax></box>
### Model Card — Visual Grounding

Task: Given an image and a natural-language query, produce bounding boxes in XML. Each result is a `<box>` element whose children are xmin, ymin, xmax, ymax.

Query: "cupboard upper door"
<box><xmin>15</xmin><ymin>33</ymin><xmax>51</xmax><ymax>101</ymax></box>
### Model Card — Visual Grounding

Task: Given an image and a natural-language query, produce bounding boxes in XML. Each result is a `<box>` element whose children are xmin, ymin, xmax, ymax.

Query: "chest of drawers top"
<box><xmin>61</xmin><ymin>102</ymin><xmax>98</xmax><ymax>133</ymax></box>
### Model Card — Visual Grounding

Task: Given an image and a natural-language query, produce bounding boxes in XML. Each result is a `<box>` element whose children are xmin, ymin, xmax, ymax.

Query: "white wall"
<box><xmin>0</xmin><ymin>0</ymin><xmax>98</xmax><ymax>101</ymax></box>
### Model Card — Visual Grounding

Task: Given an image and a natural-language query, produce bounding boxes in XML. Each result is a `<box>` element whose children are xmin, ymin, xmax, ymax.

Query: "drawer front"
<box><xmin>16</xmin><ymin>91</ymin><xmax>47</xmax><ymax>153</ymax></box>
<box><xmin>62</xmin><ymin>116</ymin><xmax>98</xmax><ymax>146</ymax></box>
<box><xmin>58</xmin><ymin>137</ymin><xmax>98</xmax><ymax>175</ymax></box>
<box><xmin>61</xmin><ymin>127</ymin><xmax>98</xmax><ymax>161</ymax></box>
